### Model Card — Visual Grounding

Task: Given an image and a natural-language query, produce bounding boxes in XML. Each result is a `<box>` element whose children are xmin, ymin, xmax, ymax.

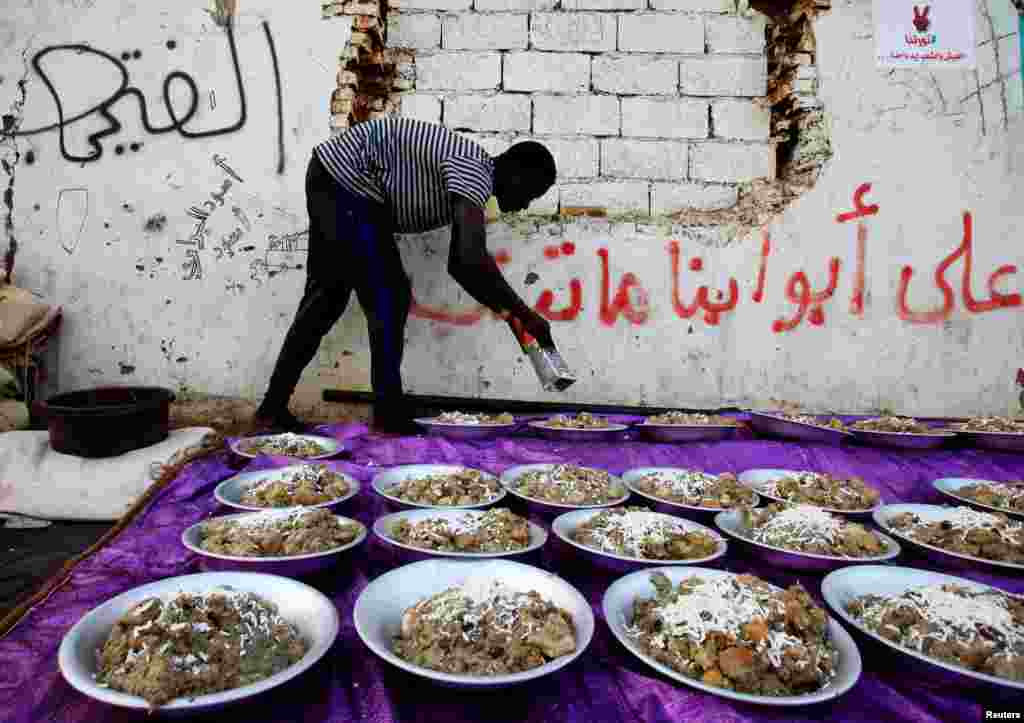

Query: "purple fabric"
<box><xmin>3</xmin><ymin>422</ymin><xmax>1023</xmax><ymax>723</ymax></box>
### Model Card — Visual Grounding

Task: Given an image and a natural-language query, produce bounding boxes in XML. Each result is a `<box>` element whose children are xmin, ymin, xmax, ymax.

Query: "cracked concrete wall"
<box><xmin>1</xmin><ymin>0</ymin><xmax>1023</xmax><ymax>417</ymax></box>
<box><xmin>0</xmin><ymin>0</ymin><xmax>344</xmax><ymax>414</ymax></box>
<box><xmin>324</xmin><ymin>0</ymin><xmax>1024</xmax><ymax>415</ymax></box>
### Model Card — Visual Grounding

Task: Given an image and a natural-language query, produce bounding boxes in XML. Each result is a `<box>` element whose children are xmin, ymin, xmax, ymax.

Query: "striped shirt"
<box><xmin>314</xmin><ymin>118</ymin><xmax>495</xmax><ymax>234</ymax></box>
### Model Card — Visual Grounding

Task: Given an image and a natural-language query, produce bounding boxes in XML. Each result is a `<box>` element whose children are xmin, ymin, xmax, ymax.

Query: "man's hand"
<box><xmin>508</xmin><ymin>309</ymin><xmax>553</xmax><ymax>349</ymax></box>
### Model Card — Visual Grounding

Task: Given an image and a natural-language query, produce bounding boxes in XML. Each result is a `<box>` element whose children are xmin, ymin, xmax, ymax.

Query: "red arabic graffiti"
<box><xmin>409</xmin><ymin>250</ymin><xmax>512</xmax><ymax>325</ymax></box>
<box><xmin>897</xmin><ymin>211</ymin><xmax>1022</xmax><ymax>323</ymax></box>
<box><xmin>836</xmin><ymin>183</ymin><xmax>879</xmax><ymax>316</ymax></box>
<box><xmin>668</xmin><ymin>241</ymin><xmax>739</xmax><ymax>326</ymax></box>
<box><xmin>772</xmin><ymin>258</ymin><xmax>842</xmax><ymax>333</ymax></box>
<box><xmin>404</xmin><ymin>184</ymin><xmax>1021</xmax><ymax>333</ymax></box>
<box><xmin>597</xmin><ymin>248</ymin><xmax>650</xmax><ymax>326</ymax></box>
<box><xmin>752</xmin><ymin>231</ymin><xmax>771</xmax><ymax>303</ymax></box>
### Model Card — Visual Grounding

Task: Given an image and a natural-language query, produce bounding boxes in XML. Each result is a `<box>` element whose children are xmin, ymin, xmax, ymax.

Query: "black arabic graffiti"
<box><xmin>0</xmin><ymin>21</ymin><xmax>285</xmax><ymax>166</ymax></box>
<box><xmin>263</xmin><ymin>21</ymin><xmax>285</xmax><ymax>176</ymax></box>
<box><xmin>213</xmin><ymin>153</ymin><xmax>243</xmax><ymax>183</ymax></box>
<box><xmin>250</xmin><ymin>229</ymin><xmax>308</xmax><ymax>283</ymax></box>
<box><xmin>182</xmin><ymin>249</ymin><xmax>202</xmax><ymax>280</ymax></box>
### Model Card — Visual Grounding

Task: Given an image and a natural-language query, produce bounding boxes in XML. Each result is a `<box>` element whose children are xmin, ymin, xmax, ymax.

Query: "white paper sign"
<box><xmin>875</xmin><ymin>0</ymin><xmax>977</xmax><ymax>68</ymax></box>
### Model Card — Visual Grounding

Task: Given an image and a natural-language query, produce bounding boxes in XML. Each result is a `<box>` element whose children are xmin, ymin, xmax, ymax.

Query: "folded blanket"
<box><xmin>0</xmin><ymin>427</ymin><xmax>214</xmax><ymax>521</ymax></box>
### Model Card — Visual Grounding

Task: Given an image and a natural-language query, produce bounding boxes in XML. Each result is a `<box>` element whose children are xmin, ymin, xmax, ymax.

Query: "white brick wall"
<box><xmin>390</xmin><ymin>2</ymin><xmax>785</xmax><ymax>216</ymax></box>
<box><xmin>445</xmin><ymin>94</ymin><xmax>531</xmax><ymax>132</ymax></box>
<box><xmin>560</xmin><ymin>182</ymin><xmax>649</xmax><ymax>213</ymax></box>
<box><xmin>442</xmin><ymin>13</ymin><xmax>528</xmax><ymax>50</ymax></box>
<box><xmin>562</xmin><ymin>0</ymin><xmax>644</xmax><ymax>9</ymax></box>
<box><xmin>706</xmin><ymin>14</ymin><xmax>767</xmax><ymax>54</ymax></box>
<box><xmin>618</xmin><ymin>13</ymin><xmax>704</xmax><ymax>54</ymax></box>
<box><xmin>534</xmin><ymin>95</ymin><xmax>619</xmax><ymax>135</ymax></box>
<box><xmin>473</xmin><ymin>0</ymin><xmax>556</xmax><ymax>10</ymax></box>
<box><xmin>544</xmin><ymin>137</ymin><xmax>600</xmax><ymax>178</ymax></box>
<box><xmin>387</xmin><ymin>14</ymin><xmax>441</xmax><ymax>50</ymax></box>
<box><xmin>417</xmin><ymin>52</ymin><xmax>502</xmax><ymax>91</ymax></box>
<box><xmin>650</xmin><ymin>183</ymin><xmax>739</xmax><ymax>214</ymax></box>
<box><xmin>690</xmin><ymin>142</ymin><xmax>774</xmax><ymax>182</ymax></box>
<box><xmin>600</xmin><ymin>139</ymin><xmax>688</xmax><ymax>180</ymax></box>
<box><xmin>712</xmin><ymin>99</ymin><xmax>770</xmax><ymax>140</ymax></box>
<box><xmin>504</xmin><ymin>52</ymin><xmax>590</xmax><ymax>93</ymax></box>
<box><xmin>621</xmin><ymin>97</ymin><xmax>708</xmax><ymax>139</ymax></box>
<box><xmin>679</xmin><ymin>57</ymin><xmax>767</xmax><ymax>97</ymax></box>
<box><xmin>399</xmin><ymin>0</ymin><xmax>471</xmax><ymax>10</ymax></box>
<box><xmin>531</xmin><ymin>13</ymin><xmax>616</xmax><ymax>52</ymax></box>
<box><xmin>399</xmin><ymin>93</ymin><xmax>443</xmax><ymax>123</ymax></box>
<box><xmin>593</xmin><ymin>55</ymin><xmax>677</xmax><ymax>96</ymax></box>
<box><xmin>458</xmin><ymin>134</ymin><xmax>599</xmax><ymax>177</ymax></box>
<box><xmin>649</xmin><ymin>0</ymin><xmax>732</xmax><ymax>9</ymax></box>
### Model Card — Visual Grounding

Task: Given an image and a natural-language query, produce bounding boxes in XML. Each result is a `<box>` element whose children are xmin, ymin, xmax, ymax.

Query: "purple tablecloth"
<box><xmin>3</xmin><ymin>421</ymin><xmax>1023</xmax><ymax>723</ymax></box>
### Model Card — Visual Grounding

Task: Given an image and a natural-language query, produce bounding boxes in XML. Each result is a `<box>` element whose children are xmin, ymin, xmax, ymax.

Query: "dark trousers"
<box><xmin>261</xmin><ymin>154</ymin><xmax>411</xmax><ymax>418</ymax></box>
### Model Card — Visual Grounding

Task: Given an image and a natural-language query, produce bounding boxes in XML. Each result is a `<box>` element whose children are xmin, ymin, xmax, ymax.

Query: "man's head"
<box><xmin>493</xmin><ymin>141</ymin><xmax>556</xmax><ymax>213</ymax></box>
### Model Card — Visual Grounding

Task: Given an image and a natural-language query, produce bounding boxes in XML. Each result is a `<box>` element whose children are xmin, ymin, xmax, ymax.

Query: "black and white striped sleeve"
<box><xmin>441</xmin><ymin>156</ymin><xmax>494</xmax><ymax>209</ymax></box>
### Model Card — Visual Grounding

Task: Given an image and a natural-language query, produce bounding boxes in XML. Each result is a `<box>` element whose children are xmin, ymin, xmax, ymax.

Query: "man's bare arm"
<box><xmin>447</xmin><ymin>193</ymin><xmax>553</xmax><ymax>346</ymax></box>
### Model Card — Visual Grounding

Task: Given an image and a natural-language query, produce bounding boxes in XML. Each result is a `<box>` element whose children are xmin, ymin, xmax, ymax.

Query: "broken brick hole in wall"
<box><xmin>328</xmin><ymin>0</ymin><xmax>832</xmax><ymax>239</ymax></box>
<box><xmin>668</xmin><ymin>0</ymin><xmax>833</xmax><ymax>238</ymax></box>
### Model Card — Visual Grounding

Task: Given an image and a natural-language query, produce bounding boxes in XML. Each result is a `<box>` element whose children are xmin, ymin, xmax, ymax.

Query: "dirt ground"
<box><xmin>168</xmin><ymin>397</ymin><xmax>370</xmax><ymax>436</ymax></box>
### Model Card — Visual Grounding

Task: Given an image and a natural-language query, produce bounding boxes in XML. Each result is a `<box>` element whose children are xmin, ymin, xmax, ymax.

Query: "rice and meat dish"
<box><xmin>632</xmin><ymin>469</ymin><xmax>755</xmax><ymax>509</ymax></box>
<box><xmin>242</xmin><ymin>433</ymin><xmax>329</xmax><ymax>458</ymax></box>
<box><xmin>646</xmin><ymin>412</ymin><xmax>739</xmax><ymax>427</ymax></box>
<box><xmin>762</xmin><ymin>471</ymin><xmax>881</xmax><ymax>511</ymax></box>
<box><xmin>542</xmin><ymin>412</ymin><xmax>612</xmax><ymax>429</ymax></box>
<box><xmin>95</xmin><ymin>590</ymin><xmax>306</xmax><ymax>706</ymax></box>
<box><xmin>778</xmin><ymin>413</ymin><xmax>847</xmax><ymax>431</ymax></box>
<box><xmin>511</xmin><ymin>464</ymin><xmax>622</xmax><ymax>505</ymax></box>
<box><xmin>393</xmin><ymin>579</ymin><xmax>576</xmax><ymax>675</ymax></box>
<box><xmin>950</xmin><ymin>417</ymin><xmax>1024</xmax><ymax>434</ymax></box>
<box><xmin>199</xmin><ymin>508</ymin><xmax>362</xmax><ymax>557</ymax></box>
<box><xmin>573</xmin><ymin>507</ymin><xmax>719</xmax><ymax>560</ymax></box>
<box><xmin>435</xmin><ymin>411</ymin><xmax>514</xmax><ymax>425</ymax></box>
<box><xmin>886</xmin><ymin>507</ymin><xmax>1024</xmax><ymax>564</ymax></box>
<box><xmin>627</xmin><ymin>572</ymin><xmax>838</xmax><ymax>696</ymax></box>
<box><xmin>846</xmin><ymin>583</ymin><xmax>1024</xmax><ymax>681</ymax></box>
<box><xmin>850</xmin><ymin>417</ymin><xmax>934</xmax><ymax>434</ymax></box>
<box><xmin>954</xmin><ymin>482</ymin><xmax>1024</xmax><ymax>514</ymax></box>
<box><xmin>390</xmin><ymin>509</ymin><xmax>531</xmax><ymax>552</ymax></box>
<box><xmin>388</xmin><ymin>469</ymin><xmax>501</xmax><ymax>506</ymax></box>
<box><xmin>740</xmin><ymin>504</ymin><xmax>889</xmax><ymax>557</ymax></box>
<box><xmin>240</xmin><ymin>465</ymin><xmax>350</xmax><ymax>507</ymax></box>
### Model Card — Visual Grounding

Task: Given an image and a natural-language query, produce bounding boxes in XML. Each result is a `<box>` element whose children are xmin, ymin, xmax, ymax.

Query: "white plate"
<box><xmin>373</xmin><ymin>508</ymin><xmax>548</xmax><ymax>558</ymax></box>
<box><xmin>933</xmin><ymin>477</ymin><xmax>1024</xmax><ymax>520</ymax></box>
<box><xmin>58</xmin><ymin>572</ymin><xmax>339</xmax><ymax>713</ymax></box>
<box><xmin>738</xmin><ymin>469</ymin><xmax>881</xmax><ymax>515</ymax></box>
<box><xmin>602</xmin><ymin>567</ymin><xmax>862</xmax><ymax>706</ymax></box>
<box><xmin>214</xmin><ymin>465</ymin><xmax>361</xmax><ymax>513</ymax></box>
<box><xmin>822</xmin><ymin>565</ymin><xmax>1024</xmax><ymax>693</ymax></box>
<box><xmin>715</xmin><ymin>509</ymin><xmax>901</xmax><ymax>573</ymax></box>
<box><xmin>500</xmin><ymin>463</ymin><xmax>630</xmax><ymax>510</ymax></box>
<box><xmin>353</xmin><ymin>559</ymin><xmax>594</xmax><ymax>687</ymax></box>
<box><xmin>872</xmin><ymin>503</ymin><xmax>1024</xmax><ymax>573</ymax></box>
<box><xmin>181</xmin><ymin>511</ymin><xmax>367</xmax><ymax>576</ymax></box>
<box><xmin>551</xmin><ymin>508</ymin><xmax>727</xmax><ymax>566</ymax></box>
<box><xmin>414</xmin><ymin>417</ymin><xmax>519</xmax><ymax>440</ymax></box>
<box><xmin>527</xmin><ymin>419</ymin><xmax>630</xmax><ymax>442</ymax></box>
<box><xmin>621</xmin><ymin>467</ymin><xmax>761</xmax><ymax>516</ymax></box>
<box><xmin>371</xmin><ymin>464</ymin><xmax>506</xmax><ymax>509</ymax></box>
<box><xmin>229</xmin><ymin>434</ymin><xmax>344</xmax><ymax>460</ymax></box>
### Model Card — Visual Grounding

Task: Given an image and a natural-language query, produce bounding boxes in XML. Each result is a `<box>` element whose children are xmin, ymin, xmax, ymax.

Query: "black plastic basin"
<box><xmin>39</xmin><ymin>386</ymin><xmax>175</xmax><ymax>458</ymax></box>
